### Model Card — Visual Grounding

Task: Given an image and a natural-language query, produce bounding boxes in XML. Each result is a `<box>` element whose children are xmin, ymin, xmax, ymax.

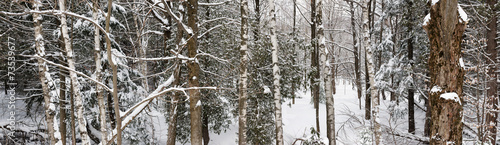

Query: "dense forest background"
<box><xmin>0</xmin><ymin>0</ymin><xmax>498</xmax><ymax>144</ymax></box>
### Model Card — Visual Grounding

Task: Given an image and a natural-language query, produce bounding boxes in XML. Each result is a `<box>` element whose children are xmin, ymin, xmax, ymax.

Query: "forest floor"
<box><xmin>185</xmin><ymin>81</ymin><xmax>428</xmax><ymax>145</ymax></box>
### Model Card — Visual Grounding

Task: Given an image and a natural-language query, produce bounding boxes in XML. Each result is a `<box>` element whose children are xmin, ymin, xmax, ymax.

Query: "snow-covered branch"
<box><xmin>199</xmin><ymin>0</ymin><xmax>232</xmax><ymax>6</ymax></box>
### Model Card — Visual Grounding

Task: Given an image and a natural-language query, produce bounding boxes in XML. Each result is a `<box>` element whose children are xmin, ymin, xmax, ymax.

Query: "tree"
<box><xmin>362</xmin><ymin>0</ymin><xmax>380</xmax><ymax>143</ymax></box>
<box><xmin>92</xmin><ymin>0</ymin><xmax>107</xmax><ymax>144</ymax></box>
<box><xmin>406</xmin><ymin>0</ymin><xmax>415</xmax><ymax>134</ymax></box>
<box><xmin>318</xmin><ymin>0</ymin><xmax>335</xmax><ymax>144</ymax></box>
<box><xmin>423</xmin><ymin>0</ymin><xmax>467</xmax><ymax>143</ymax></box>
<box><xmin>268</xmin><ymin>0</ymin><xmax>283</xmax><ymax>144</ymax></box>
<box><xmin>186</xmin><ymin>0</ymin><xmax>202</xmax><ymax>144</ymax></box>
<box><xmin>58</xmin><ymin>0</ymin><xmax>91</xmax><ymax>144</ymax></box>
<box><xmin>239</xmin><ymin>0</ymin><xmax>249</xmax><ymax>144</ymax></box>
<box><xmin>310</xmin><ymin>0</ymin><xmax>321</xmax><ymax>133</ymax></box>
<box><xmin>483</xmin><ymin>0</ymin><xmax>498</xmax><ymax>144</ymax></box>
<box><xmin>33</xmin><ymin>0</ymin><xmax>62</xmax><ymax>144</ymax></box>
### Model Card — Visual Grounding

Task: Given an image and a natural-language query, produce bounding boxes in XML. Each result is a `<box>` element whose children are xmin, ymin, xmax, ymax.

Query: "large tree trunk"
<box><xmin>33</xmin><ymin>1</ymin><xmax>62</xmax><ymax>143</ymax></box>
<box><xmin>104</xmin><ymin>0</ymin><xmax>122</xmax><ymax>144</ymax></box>
<box><xmin>58</xmin><ymin>0</ymin><xmax>91</xmax><ymax>144</ymax></box>
<box><xmin>238</xmin><ymin>0</ymin><xmax>249</xmax><ymax>144</ymax></box>
<box><xmin>423</xmin><ymin>0</ymin><xmax>467</xmax><ymax>144</ymax></box>
<box><xmin>350</xmin><ymin>2</ymin><xmax>362</xmax><ymax>111</ymax></box>
<box><xmin>406</xmin><ymin>0</ymin><xmax>415</xmax><ymax>134</ymax></box>
<box><xmin>187</xmin><ymin>0</ymin><xmax>202</xmax><ymax>144</ymax></box>
<box><xmin>93</xmin><ymin>0</ymin><xmax>107</xmax><ymax>144</ymax></box>
<box><xmin>483</xmin><ymin>0</ymin><xmax>497</xmax><ymax>143</ymax></box>
<box><xmin>318</xmin><ymin>0</ymin><xmax>335</xmax><ymax>144</ymax></box>
<box><xmin>268</xmin><ymin>0</ymin><xmax>283</xmax><ymax>144</ymax></box>
<box><xmin>362</xmin><ymin>0</ymin><xmax>380</xmax><ymax>143</ymax></box>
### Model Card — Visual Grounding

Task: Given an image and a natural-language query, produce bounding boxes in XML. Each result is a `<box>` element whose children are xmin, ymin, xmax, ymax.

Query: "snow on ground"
<box><xmin>204</xmin><ymin>80</ymin><xmax>427</xmax><ymax>145</ymax></box>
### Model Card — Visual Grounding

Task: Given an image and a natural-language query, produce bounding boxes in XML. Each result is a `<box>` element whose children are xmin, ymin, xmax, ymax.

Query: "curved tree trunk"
<box><xmin>104</xmin><ymin>0</ymin><xmax>122</xmax><ymax>144</ymax></box>
<box><xmin>423</xmin><ymin>0</ymin><xmax>467</xmax><ymax>144</ymax></box>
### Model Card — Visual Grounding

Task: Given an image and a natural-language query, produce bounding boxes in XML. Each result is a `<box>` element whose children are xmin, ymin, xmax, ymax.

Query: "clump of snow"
<box><xmin>459</xmin><ymin>58</ymin><xmax>465</xmax><ymax>68</ymax></box>
<box><xmin>440</xmin><ymin>92</ymin><xmax>461</xmax><ymax>105</ymax></box>
<box><xmin>457</xmin><ymin>5</ymin><xmax>468</xmax><ymax>23</ymax></box>
<box><xmin>196</xmin><ymin>100</ymin><xmax>201</xmax><ymax>107</ymax></box>
<box><xmin>263</xmin><ymin>85</ymin><xmax>271</xmax><ymax>94</ymax></box>
<box><xmin>431</xmin><ymin>0</ymin><xmax>439</xmax><ymax>6</ymax></box>
<box><xmin>423</xmin><ymin>14</ymin><xmax>431</xmax><ymax>26</ymax></box>
<box><xmin>431</xmin><ymin>86</ymin><xmax>442</xmax><ymax>93</ymax></box>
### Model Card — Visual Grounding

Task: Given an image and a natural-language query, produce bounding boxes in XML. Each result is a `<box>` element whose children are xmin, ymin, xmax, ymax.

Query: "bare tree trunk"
<box><xmin>318</xmin><ymin>0</ymin><xmax>335</xmax><ymax>144</ymax></box>
<box><xmin>33</xmin><ymin>1</ymin><xmax>61</xmax><ymax>143</ymax></box>
<box><xmin>406</xmin><ymin>0</ymin><xmax>415</xmax><ymax>134</ymax></box>
<box><xmin>268</xmin><ymin>0</ymin><xmax>283</xmax><ymax>144</ymax></box>
<box><xmin>362</xmin><ymin>0</ymin><xmax>380</xmax><ymax>143</ymax></box>
<box><xmin>364</xmin><ymin>47</ymin><xmax>371</xmax><ymax>120</ymax></box>
<box><xmin>104</xmin><ymin>0</ymin><xmax>121</xmax><ymax>144</ymax></box>
<box><xmin>92</xmin><ymin>0</ymin><xmax>107</xmax><ymax>144</ymax></box>
<box><xmin>483</xmin><ymin>0</ymin><xmax>498</xmax><ymax>144</ymax></box>
<box><xmin>310</xmin><ymin>0</ymin><xmax>321</xmax><ymax>133</ymax></box>
<box><xmin>167</xmin><ymin>10</ymin><xmax>185</xmax><ymax>145</ymax></box>
<box><xmin>239</xmin><ymin>0</ymin><xmax>249</xmax><ymax>144</ymax></box>
<box><xmin>350</xmin><ymin>2</ymin><xmax>362</xmax><ymax>111</ymax></box>
<box><xmin>58</xmin><ymin>0</ymin><xmax>91</xmax><ymax>144</ymax></box>
<box><xmin>70</xmin><ymin>81</ymin><xmax>76</xmax><ymax>145</ymax></box>
<box><xmin>59</xmin><ymin>68</ymin><xmax>67</xmax><ymax>145</ymax></box>
<box><xmin>423</xmin><ymin>0</ymin><xmax>467</xmax><ymax>144</ymax></box>
<box><xmin>187</xmin><ymin>0</ymin><xmax>202</xmax><ymax>144</ymax></box>
<box><xmin>166</xmin><ymin>96</ymin><xmax>178</xmax><ymax>145</ymax></box>
<box><xmin>58</xmin><ymin>30</ymin><xmax>67</xmax><ymax>145</ymax></box>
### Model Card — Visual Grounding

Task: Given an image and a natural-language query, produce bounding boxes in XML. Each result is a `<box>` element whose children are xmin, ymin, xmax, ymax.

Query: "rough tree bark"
<box><xmin>483</xmin><ymin>0</ymin><xmax>497</xmax><ymax>143</ymax></box>
<box><xmin>423</xmin><ymin>0</ymin><xmax>467</xmax><ymax>144</ymax></box>
<box><xmin>318</xmin><ymin>0</ymin><xmax>335</xmax><ymax>144</ymax></box>
<box><xmin>239</xmin><ymin>0</ymin><xmax>249</xmax><ymax>144</ymax></box>
<box><xmin>268</xmin><ymin>0</ymin><xmax>283</xmax><ymax>144</ymax></box>
<box><xmin>187</xmin><ymin>0</ymin><xmax>202</xmax><ymax>144</ymax></box>
<box><xmin>33</xmin><ymin>0</ymin><xmax>62</xmax><ymax>143</ymax></box>
<box><xmin>58</xmin><ymin>0</ymin><xmax>91</xmax><ymax>144</ymax></box>
<box><xmin>92</xmin><ymin>0</ymin><xmax>107</xmax><ymax>144</ymax></box>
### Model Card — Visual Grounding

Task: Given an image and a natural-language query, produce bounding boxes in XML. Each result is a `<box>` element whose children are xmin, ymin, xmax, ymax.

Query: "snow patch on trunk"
<box><xmin>440</xmin><ymin>92</ymin><xmax>461</xmax><ymax>105</ymax></box>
